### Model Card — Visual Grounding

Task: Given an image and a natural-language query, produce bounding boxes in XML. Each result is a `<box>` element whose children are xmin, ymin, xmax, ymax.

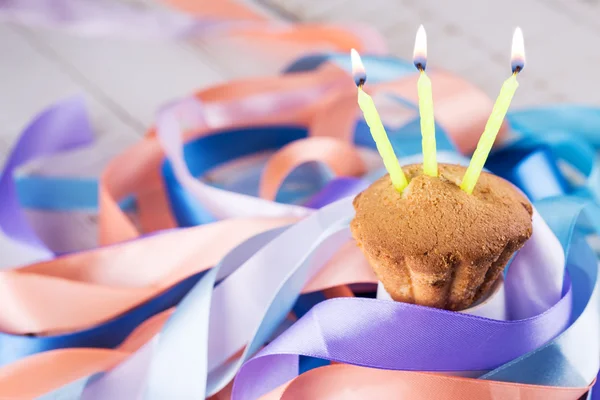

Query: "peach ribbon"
<box><xmin>164</xmin><ymin>0</ymin><xmax>387</xmax><ymax>55</ymax></box>
<box><xmin>261</xmin><ymin>365</ymin><xmax>591</xmax><ymax>400</ymax></box>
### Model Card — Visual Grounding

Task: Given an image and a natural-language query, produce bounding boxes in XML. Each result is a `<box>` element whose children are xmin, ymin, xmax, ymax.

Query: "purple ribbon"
<box><xmin>0</xmin><ymin>96</ymin><xmax>92</xmax><ymax>250</ymax></box>
<box><xmin>303</xmin><ymin>177</ymin><xmax>369</xmax><ymax>209</ymax></box>
<box><xmin>232</xmin><ymin>284</ymin><xmax>572</xmax><ymax>399</ymax></box>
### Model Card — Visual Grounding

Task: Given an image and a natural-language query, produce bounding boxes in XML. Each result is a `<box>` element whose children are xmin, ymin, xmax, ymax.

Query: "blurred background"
<box><xmin>1</xmin><ymin>0</ymin><xmax>599</xmax><ymax>194</ymax></box>
<box><xmin>3</xmin><ymin>0</ymin><xmax>600</xmax><ymax>155</ymax></box>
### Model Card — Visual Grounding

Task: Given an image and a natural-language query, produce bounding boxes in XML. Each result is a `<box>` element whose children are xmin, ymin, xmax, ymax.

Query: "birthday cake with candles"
<box><xmin>350</xmin><ymin>27</ymin><xmax>531</xmax><ymax>310</ymax></box>
<box><xmin>350</xmin><ymin>163</ymin><xmax>533</xmax><ymax>310</ymax></box>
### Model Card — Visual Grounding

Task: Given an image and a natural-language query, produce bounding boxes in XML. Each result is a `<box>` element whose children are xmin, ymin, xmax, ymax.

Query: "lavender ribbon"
<box><xmin>0</xmin><ymin>0</ymin><xmax>251</xmax><ymax>39</ymax></box>
<box><xmin>0</xmin><ymin>96</ymin><xmax>92</xmax><ymax>252</ymax></box>
<box><xmin>303</xmin><ymin>177</ymin><xmax>369</xmax><ymax>209</ymax></box>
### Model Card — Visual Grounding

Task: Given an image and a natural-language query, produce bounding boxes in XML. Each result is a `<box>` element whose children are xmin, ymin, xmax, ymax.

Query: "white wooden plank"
<box><xmin>545</xmin><ymin>0</ymin><xmax>600</xmax><ymax>35</ymax></box>
<box><xmin>16</xmin><ymin>25</ymin><xmax>227</xmax><ymax>128</ymax></box>
<box><xmin>265</xmin><ymin>0</ymin><xmax>600</xmax><ymax>107</ymax></box>
<box><xmin>0</xmin><ymin>23</ymin><xmax>140</xmax><ymax>168</ymax></box>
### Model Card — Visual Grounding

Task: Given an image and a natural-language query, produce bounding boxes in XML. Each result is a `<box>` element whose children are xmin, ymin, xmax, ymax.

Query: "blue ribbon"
<box><xmin>482</xmin><ymin>107</ymin><xmax>600</xmax><ymax>393</ymax></box>
<box><xmin>284</xmin><ymin>53</ymin><xmax>415</xmax><ymax>84</ymax></box>
<box><xmin>484</xmin><ymin>198</ymin><xmax>599</xmax><ymax>387</ymax></box>
<box><xmin>15</xmin><ymin>176</ymin><xmax>136</xmax><ymax>212</ymax></box>
<box><xmin>162</xmin><ymin>118</ymin><xmax>453</xmax><ymax>227</ymax></box>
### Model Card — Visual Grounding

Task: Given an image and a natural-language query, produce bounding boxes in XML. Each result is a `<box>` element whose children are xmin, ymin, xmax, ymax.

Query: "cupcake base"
<box><xmin>376</xmin><ymin>277</ymin><xmax>506</xmax><ymax>320</ymax></box>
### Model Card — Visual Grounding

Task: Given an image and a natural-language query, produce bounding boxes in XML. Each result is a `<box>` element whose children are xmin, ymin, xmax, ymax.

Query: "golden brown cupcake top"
<box><xmin>351</xmin><ymin>163</ymin><xmax>533</xmax><ymax>276</ymax></box>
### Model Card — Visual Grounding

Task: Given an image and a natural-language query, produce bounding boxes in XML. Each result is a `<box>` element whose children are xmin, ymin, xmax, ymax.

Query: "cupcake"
<box><xmin>350</xmin><ymin>163</ymin><xmax>533</xmax><ymax>310</ymax></box>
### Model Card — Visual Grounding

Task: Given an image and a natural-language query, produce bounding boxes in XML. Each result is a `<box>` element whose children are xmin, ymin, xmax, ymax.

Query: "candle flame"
<box><xmin>413</xmin><ymin>25</ymin><xmax>427</xmax><ymax>71</ymax></box>
<box><xmin>351</xmin><ymin>48</ymin><xmax>367</xmax><ymax>86</ymax></box>
<box><xmin>511</xmin><ymin>27</ymin><xmax>525</xmax><ymax>73</ymax></box>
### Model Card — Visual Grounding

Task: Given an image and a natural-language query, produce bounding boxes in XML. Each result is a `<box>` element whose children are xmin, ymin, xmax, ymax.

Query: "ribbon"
<box><xmin>228</xmin><ymin>202</ymin><xmax>574</xmax><ymax>398</ymax></box>
<box><xmin>0</xmin><ymin>97</ymin><xmax>596</xmax><ymax>400</ymax></box>
<box><xmin>12</xmin><ymin>53</ymin><xmax>489</xmax><ymax>235</ymax></box>
<box><xmin>0</xmin><ymin>100</ymin><xmax>596</xmax><ymax>400</ymax></box>
<box><xmin>148</xmin><ymin>84</ymin><xmax>600</xmax><ymax>396</ymax></box>
<box><xmin>0</xmin><ymin>96</ymin><xmax>92</xmax><ymax>250</ymax></box>
<box><xmin>0</xmin><ymin>6</ymin><xmax>598</xmax><ymax>397</ymax></box>
<box><xmin>89</xmin><ymin>98</ymin><xmax>584</xmax><ymax>400</ymax></box>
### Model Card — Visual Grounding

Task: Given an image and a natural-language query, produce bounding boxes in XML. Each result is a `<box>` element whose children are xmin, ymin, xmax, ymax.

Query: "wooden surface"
<box><xmin>1</xmin><ymin>0</ymin><xmax>600</xmax><ymax>258</ymax></box>
<box><xmin>266</xmin><ymin>0</ymin><xmax>600</xmax><ymax>105</ymax></box>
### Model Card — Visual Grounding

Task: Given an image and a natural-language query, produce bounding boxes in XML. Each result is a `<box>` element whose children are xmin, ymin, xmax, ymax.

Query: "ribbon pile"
<box><xmin>0</xmin><ymin>1</ymin><xmax>599</xmax><ymax>399</ymax></box>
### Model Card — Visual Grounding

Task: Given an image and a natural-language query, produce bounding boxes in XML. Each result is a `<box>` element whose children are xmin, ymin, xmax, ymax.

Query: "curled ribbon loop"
<box><xmin>259</xmin><ymin>137</ymin><xmax>367</xmax><ymax>201</ymax></box>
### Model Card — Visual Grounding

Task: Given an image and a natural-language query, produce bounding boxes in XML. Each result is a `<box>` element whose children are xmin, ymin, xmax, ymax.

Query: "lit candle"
<box><xmin>461</xmin><ymin>27</ymin><xmax>525</xmax><ymax>194</ymax></box>
<box><xmin>414</xmin><ymin>25</ymin><xmax>437</xmax><ymax>177</ymax></box>
<box><xmin>351</xmin><ymin>49</ymin><xmax>408</xmax><ymax>192</ymax></box>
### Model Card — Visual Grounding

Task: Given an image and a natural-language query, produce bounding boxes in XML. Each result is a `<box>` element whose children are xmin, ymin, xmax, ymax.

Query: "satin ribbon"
<box><xmin>0</xmin><ymin>44</ymin><xmax>596</xmax><ymax>396</ymax></box>
<box><xmin>149</xmin><ymin>100</ymin><xmax>600</xmax><ymax>396</ymax></box>
<box><xmin>40</xmin><ymin>193</ymin><xmax>581</xmax><ymax>400</ymax></box>
<box><xmin>156</xmin><ymin>55</ymin><xmax>476</xmax><ymax>226</ymax></box>
<box><xmin>0</xmin><ymin>96</ymin><xmax>92</xmax><ymax>253</ymax></box>
<box><xmin>103</xmin><ymin>91</ymin><xmax>580</xmax><ymax>400</ymax></box>
<box><xmin>0</xmin><ymin>111</ymin><xmax>596</xmax><ymax>400</ymax></box>
<box><xmin>0</xmin><ymin>97</ymin><xmax>596</xmax><ymax>400</ymax></box>
<box><xmin>228</xmin><ymin>202</ymin><xmax>578</xmax><ymax>399</ymax></box>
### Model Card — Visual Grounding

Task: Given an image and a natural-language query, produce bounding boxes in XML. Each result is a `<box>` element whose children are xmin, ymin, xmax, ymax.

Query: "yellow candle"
<box><xmin>460</xmin><ymin>27</ymin><xmax>525</xmax><ymax>194</ymax></box>
<box><xmin>351</xmin><ymin>48</ymin><xmax>408</xmax><ymax>192</ymax></box>
<box><xmin>414</xmin><ymin>25</ymin><xmax>437</xmax><ymax>177</ymax></box>
<box><xmin>460</xmin><ymin>75</ymin><xmax>518</xmax><ymax>194</ymax></box>
<box><xmin>357</xmin><ymin>87</ymin><xmax>408</xmax><ymax>191</ymax></box>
